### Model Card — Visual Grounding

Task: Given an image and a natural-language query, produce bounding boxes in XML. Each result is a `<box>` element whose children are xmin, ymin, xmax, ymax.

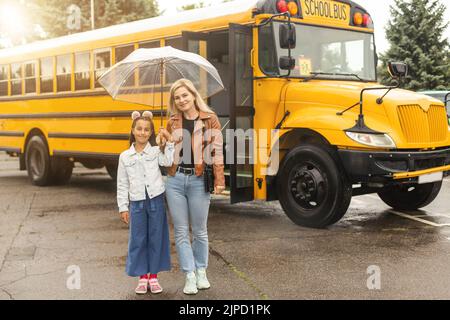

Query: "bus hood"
<box><xmin>282</xmin><ymin>80</ymin><xmax>450</xmax><ymax>148</ymax></box>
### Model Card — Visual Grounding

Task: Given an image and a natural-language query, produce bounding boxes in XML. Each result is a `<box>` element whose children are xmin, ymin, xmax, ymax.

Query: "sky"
<box><xmin>157</xmin><ymin>0</ymin><xmax>450</xmax><ymax>54</ymax></box>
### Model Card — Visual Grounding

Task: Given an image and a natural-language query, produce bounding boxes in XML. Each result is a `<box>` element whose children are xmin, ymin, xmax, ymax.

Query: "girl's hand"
<box><xmin>120</xmin><ymin>211</ymin><xmax>129</xmax><ymax>224</ymax></box>
<box><xmin>214</xmin><ymin>185</ymin><xmax>225</xmax><ymax>195</ymax></box>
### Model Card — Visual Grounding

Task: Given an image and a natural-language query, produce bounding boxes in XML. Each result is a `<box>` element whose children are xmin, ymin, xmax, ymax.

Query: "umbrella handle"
<box><xmin>160</xmin><ymin>61</ymin><xmax>164</xmax><ymax>128</ymax></box>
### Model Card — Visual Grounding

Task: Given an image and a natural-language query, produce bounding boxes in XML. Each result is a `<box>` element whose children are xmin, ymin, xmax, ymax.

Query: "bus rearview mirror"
<box><xmin>279</xmin><ymin>24</ymin><xmax>296</xmax><ymax>49</ymax></box>
<box><xmin>387</xmin><ymin>61</ymin><xmax>408</xmax><ymax>78</ymax></box>
<box><xmin>279</xmin><ymin>56</ymin><xmax>295</xmax><ymax>70</ymax></box>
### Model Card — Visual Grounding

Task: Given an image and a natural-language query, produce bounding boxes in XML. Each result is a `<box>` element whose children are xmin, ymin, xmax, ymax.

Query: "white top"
<box><xmin>117</xmin><ymin>141</ymin><xmax>174</xmax><ymax>213</ymax></box>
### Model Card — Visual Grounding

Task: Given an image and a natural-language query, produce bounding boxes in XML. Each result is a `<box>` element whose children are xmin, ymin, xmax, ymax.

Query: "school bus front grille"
<box><xmin>397</xmin><ymin>104</ymin><xmax>448</xmax><ymax>143</ymax></box>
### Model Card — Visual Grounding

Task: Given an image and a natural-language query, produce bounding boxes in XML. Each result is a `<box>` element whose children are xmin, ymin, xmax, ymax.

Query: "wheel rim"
<box><xmin>29</xmin><ymin>147</ymin><xmax>45</xmax><ymax>179</ymax></box>
<box><xmin>289</xmin><ymin>162</ymin><xmax>327</xmax><ymax>210</ymax></box>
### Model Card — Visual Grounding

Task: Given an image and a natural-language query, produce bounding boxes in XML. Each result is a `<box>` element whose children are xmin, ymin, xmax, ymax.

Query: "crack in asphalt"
<box><xmin>209</xmin><ymin>246</ymin><xmax>269</xmax><ymax>300</ymax></box>
<box><xmin>0</xmin><ymin>192</ymin><xmax>36</xmax><ymax>299</ymax></box>
<box><xmin>0</xmin><ymin>287</ymin><xmax>13</xmax><ymax>300</ymax></box>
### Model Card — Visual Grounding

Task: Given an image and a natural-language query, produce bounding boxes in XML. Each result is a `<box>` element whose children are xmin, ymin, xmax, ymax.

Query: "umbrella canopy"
<box><xmin>98</xmin><ymin>46</ymin><xmax>224</xmax><ymax>118</ymax></box>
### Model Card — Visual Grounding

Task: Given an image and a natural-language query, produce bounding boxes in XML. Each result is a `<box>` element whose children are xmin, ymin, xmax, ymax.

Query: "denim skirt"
<box><xmin>126</xmin><ymin>192</ymin><xmax>171</xmax><ymax>277</ymax></box>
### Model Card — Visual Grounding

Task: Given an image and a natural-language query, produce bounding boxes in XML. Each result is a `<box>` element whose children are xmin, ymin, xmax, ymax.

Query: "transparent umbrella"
<box><xmin>98</xmin><ymin>46</ymin><xmax>224</xmax><ymax>126</ymax></box>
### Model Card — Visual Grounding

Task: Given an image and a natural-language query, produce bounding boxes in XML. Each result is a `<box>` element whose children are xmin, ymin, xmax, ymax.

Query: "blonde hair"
<box><xmin>168</xmin><ymin>79</ymin><xmax>215</xmax><ymax>116</ymax></box>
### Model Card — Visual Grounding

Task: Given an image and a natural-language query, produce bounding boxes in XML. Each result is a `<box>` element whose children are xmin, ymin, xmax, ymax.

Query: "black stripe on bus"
<box><xmin>0</xmin><ymin>86</ymin><xmax>172</xmax><ymax>102</ymax></box>
<box><xmin>53</xmin><ymin>150</ymin><xmax>119</xmax><ymax>160</ymax></box>
<box><xmin>48</xmin><ymin>133</ymin><xmax>130</xmax><ymax>140</ymax></box>
<box><xmin>0</xmin><ymin>91</ymin><xmax>108</xmax><ymax>102</ymax></box>
<box><xmin>0</xmin><ymin>131</ymin><xmax>25</xmax><ymax>137</ymax></box>
<box><xmin>0</xmin><ymin>147</ymin><xmax>21</xmax><ymax>153</ymax></box>
<box><xmin>0</xmin><ymin>109</ymin><xmax>167</xmax><ymax>119</ymax></box>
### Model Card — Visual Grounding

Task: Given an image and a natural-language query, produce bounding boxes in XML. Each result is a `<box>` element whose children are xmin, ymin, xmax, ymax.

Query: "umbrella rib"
<box><xmin>114</xmin><ymin>59</ymin><xmax>161</xmax><ymax>95</ymax></box>
<box><xmin>152</xmin><ymin>61</ymin><xmax>161</xmax><ymax>108</ymax></box>
<box><xmin>165</xmin><ymin>63</ymin><xmax>186</xmax><ymax>79</ymax></box>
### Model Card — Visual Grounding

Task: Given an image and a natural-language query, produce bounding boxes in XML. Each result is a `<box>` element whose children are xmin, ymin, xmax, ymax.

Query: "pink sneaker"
<box><xmin>135</xmin><ymin>279</ymin><xmax>148</xmax><ymax>294</ymax></box>
<box><xmin>148</xmin><ymin>278</ymin><xmax>163</xmax><ymax>294</ymax></box>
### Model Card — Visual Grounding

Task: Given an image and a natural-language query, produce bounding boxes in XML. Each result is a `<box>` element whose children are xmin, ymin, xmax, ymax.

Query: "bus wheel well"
<box><xmin>279</xmin><ymin>129</ymin><xmax>333</xmax><ymax>161</ymax></box>
<box><xmin>266</xmin><ymin>129</ymin><xmax>340</xmax><ymax>201</ymax></box>
<box><xmin>23</xmin><ymin>129</ymin><xmax>48</xmax><ymax>170</ymax></box>
<box><xmin>25</xmin><ymin>129</ymin><xmax>48</xmax><ymax>150</ymax></box>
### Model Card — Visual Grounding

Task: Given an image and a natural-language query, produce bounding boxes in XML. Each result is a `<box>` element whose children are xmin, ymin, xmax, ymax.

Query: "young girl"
<box><xmin>117</xmin><ymin>110</ymin><xmax>174</xmax><ymax>294</ymax></box>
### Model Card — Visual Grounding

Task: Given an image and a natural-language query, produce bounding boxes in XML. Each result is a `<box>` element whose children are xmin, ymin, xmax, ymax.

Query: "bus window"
<box><xmin>40</xmin><ymin>57</ymin><xmax>54</xmax><ymax>93</ymax></box>
<box><xmin>94</xmin><ymin>49</ymin><xmax>111</xmax><ymax>88</ymax></box>
<box><xmin>24</xmin><ymin>61</ymin><xmax>37</xmax><ymax>94</ymax></box>
<box><xmin>75</xmin><ymin>52</ymin><xmax>90</xmax><ymax>90</ymax></box>
<box><xmin>139</xmin><ymin>40</ymin><xmax>159</xmax><ymax>49</ymax></box>
<box><xmin>164</xmin><ymin>37</ymin><xmax>183</xmax><ymax>86</ymax></box>
<box><xmin>10</xmin><ymin>63</ymin><xmax>22</xmax><ymax>96</ymax></box>
<box><xmin>165</xmin><ymin>37</ymin><xmax>183</xmax><ymax>50</ymax></box>
<box><xmin>235</xmin><ymin>32</ymin><xmax>253</xmax><ymax>107</ymax></box>
<box><xmin>115</xmin><ymin>45</ymin><xmax>135</xmax><ymax>87</ymax></box>
<box><xmin>0</xmin><ymin>65</ymin><xmax>8</xmax><ymax>96</ymax></box>
<box><xmin>138</xmin><ymin>41</ymin><xmax>159</xmax><ymax>86</ymax></box>
<box><xmin>56</xmin><ymin>54</ymin><xmax>72</xmax><ymax>92</ymax></box>
<box><xmin>258</xmin><ymin>25</ymin><xmax>278</xmax><ymax>76</ymax></box>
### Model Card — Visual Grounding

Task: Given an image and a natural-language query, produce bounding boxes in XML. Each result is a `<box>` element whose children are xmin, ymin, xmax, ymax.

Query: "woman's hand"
<box><xmin>120</xmin><ymin>211</ymin><xmax>129</xmax><ymax>224</ymax></box>
<box><xmin>156</xmin><ymin>130</ymin><xmax>167</xmax><ymax>147</ymax></box>
<box><xmin>159</xmin><ymin>128</ymin><xmax>173</xmax><ymax>143</ymax></box>
<box><xmin>214</xmin><ymin>185</ymin><xmax>225</xmax><ymax>195</ymax></box>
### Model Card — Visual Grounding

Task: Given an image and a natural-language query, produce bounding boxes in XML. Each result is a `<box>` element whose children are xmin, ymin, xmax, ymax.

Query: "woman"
<box><xmin>163</xmin><ymin>78</ymin><xmax>225</xmax><ymax>295</ymax></box>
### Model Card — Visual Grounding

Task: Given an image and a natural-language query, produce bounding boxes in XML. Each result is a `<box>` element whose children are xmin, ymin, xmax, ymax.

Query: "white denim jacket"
<box><xmin>117</xmin><ymin>142</ymin><xmax>174</xmax><ymax>213</ymax></box>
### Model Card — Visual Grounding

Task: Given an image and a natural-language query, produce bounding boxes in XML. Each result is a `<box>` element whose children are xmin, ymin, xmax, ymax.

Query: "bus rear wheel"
<box><xmin>50</xmin><ymin>157</ymin><xmax>73</xmax><ymax>185</ymax></box>
<box><xmin>105</xmin><ymin>162</ymin><xmax>118</xmax><ymax>180</ymax></box>
<box><xmin>277</xmin><ymin>145</ymin><xmax>352</xmax><ymax>228</ymax></box>
<box><xmin>377</xmin><ymin>181</ymin><xmax>442</xmax><ymax>210</ymax></box>
<box><xmin>26</xmin><ymin>135</ymin><xmax>52</xmax><ymax>186</ymax></box>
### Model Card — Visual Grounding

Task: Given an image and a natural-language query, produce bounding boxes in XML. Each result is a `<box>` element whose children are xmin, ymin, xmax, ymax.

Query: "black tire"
<box><xmin>377</xmin><ymin>181</ymin><xmax>442</xmax><ymax>210</ymax></box>
<box><xmin>25</xmin><ymin>135</ymin><xmax>52</xmax><ymax>186</ymax></box>
<box><xmin>50</xmin><ymin>157</ymin><xmax>73</xmax><ymax>185</ymax></box>
<box><xmin>277</xmin><ymin>144</ymin><xmax>352</xmax><ymax>228</ymax></box>
<box><xmin>105</xmin><ymin>162</ymin><xmax>118</xmax><ymax>180</ymax></box>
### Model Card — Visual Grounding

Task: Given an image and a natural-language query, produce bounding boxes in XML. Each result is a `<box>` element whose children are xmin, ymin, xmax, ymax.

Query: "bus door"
<box><xmin>229</xmin><ymin>23</ymin><xmax>254</xmax><ymax>203</ymax></box>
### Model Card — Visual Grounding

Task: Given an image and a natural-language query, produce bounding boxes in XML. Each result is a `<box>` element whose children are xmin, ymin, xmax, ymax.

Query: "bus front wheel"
<box><xmin>377</xmin><ymin>181</ymin><xmax>442</xmax><ymax>210</ymax></box>
<box><xmin>277</xmin><ymin>145</ymin><xmax>352</xmax><ymax>228</ymax></box>
<box><xmin>25</xmin><ymin>135</ymin><xmax>52</xmax><ymax>186</ymax></box>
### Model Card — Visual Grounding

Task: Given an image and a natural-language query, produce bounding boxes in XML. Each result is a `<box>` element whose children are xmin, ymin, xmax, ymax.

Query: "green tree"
<box><xmin>95</xmin><ymin>0</ymin><xmax>160</xmax><ymax>28</ymax></box>
<box><xmin>379</xmin><ymin>0</ymin><xmax>450</xmax><ymax>90</ymax></box>
<box><xmin>180</xmin><ymin>2</ymin><xmax>206</xmax><ymax>11</ymax></box>
<box><xmin>31</xmin><ymin>0</ymin><xmax>159</xmax><ymax>39</ymax></box>
<box><xmin>0</xmin><ymin>1</ymin><xmax>47</xmax><ymax>48</ymax></box>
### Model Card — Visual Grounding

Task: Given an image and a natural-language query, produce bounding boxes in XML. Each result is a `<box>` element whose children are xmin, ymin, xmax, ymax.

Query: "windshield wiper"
<box><xmin>304</xmin><ymin>72</ymin><xmax>368</xmax><ymax>82</ymax></box>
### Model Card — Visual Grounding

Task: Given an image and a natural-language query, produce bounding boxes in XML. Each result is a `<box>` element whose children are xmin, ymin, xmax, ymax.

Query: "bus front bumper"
<box><xmin>337</xmin><ymin>147</ymin><xmax>450</xmax><ymax>183</ymax></box>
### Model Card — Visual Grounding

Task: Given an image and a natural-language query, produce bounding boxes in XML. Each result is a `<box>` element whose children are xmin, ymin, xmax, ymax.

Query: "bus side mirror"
<box><xmin>387</xmin><ymin>61</ymin><xmax>408</xmax><ymax>78</ymax></box>
<box><xmin>279</xmin><ymin>56</ymin><xmax>295</xmax><ymax>70</ymax></box>
<box><xmin>279</xmin><ymin>24</ymin><xmax>296</xmax><ymax>49</ymax></box>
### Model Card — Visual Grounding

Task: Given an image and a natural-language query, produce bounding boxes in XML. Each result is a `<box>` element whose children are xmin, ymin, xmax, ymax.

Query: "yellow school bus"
<box><xmin>0</xmin><ymin>0</ymin><xmax>449</xmax><ymax>227</ymax></box>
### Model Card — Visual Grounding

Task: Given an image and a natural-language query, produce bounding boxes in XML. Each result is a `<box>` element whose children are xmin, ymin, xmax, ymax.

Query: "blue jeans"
<box><xmin>165</xmin><ymin>171</ymin><xmax>211</xmax><ymax>273</ymax></box>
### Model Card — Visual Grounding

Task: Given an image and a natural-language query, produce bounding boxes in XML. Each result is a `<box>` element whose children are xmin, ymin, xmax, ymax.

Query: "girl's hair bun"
<box><xmin>131</xmin><ymin>111</ymin><xmax>141</xmax><ymax>120</ymax></box>
<box><xmin>142</xmin><ymin>111</ymin><xmax>153</xmax><ymax>119</ymax></box>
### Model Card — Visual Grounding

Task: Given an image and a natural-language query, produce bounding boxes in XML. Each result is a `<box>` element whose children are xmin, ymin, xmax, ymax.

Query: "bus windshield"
<box><xmin>259</xmin><ymin>21</ymin><xmax>377</xmax><ymax>81</ymax></box>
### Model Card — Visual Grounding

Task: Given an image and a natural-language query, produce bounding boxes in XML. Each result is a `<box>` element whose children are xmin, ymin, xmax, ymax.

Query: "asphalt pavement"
<box><xmin>1</xmin><ymin>151</ymin><xmax>450</xmax><ymax>300</ymax></box>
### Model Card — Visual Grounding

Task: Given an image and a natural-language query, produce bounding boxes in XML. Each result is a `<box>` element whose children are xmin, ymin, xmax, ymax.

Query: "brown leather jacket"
<box><xmin>165</xmin><ymin>110</ymin><xmax>225</xmax><ymax>187</ymax></box>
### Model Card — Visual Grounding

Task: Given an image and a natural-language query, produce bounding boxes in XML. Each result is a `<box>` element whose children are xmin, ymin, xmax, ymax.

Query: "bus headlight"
<box><xmin>345</xmin><ymin>132</ymin><xmax>396</xmax><ymax>148</ymax></box>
